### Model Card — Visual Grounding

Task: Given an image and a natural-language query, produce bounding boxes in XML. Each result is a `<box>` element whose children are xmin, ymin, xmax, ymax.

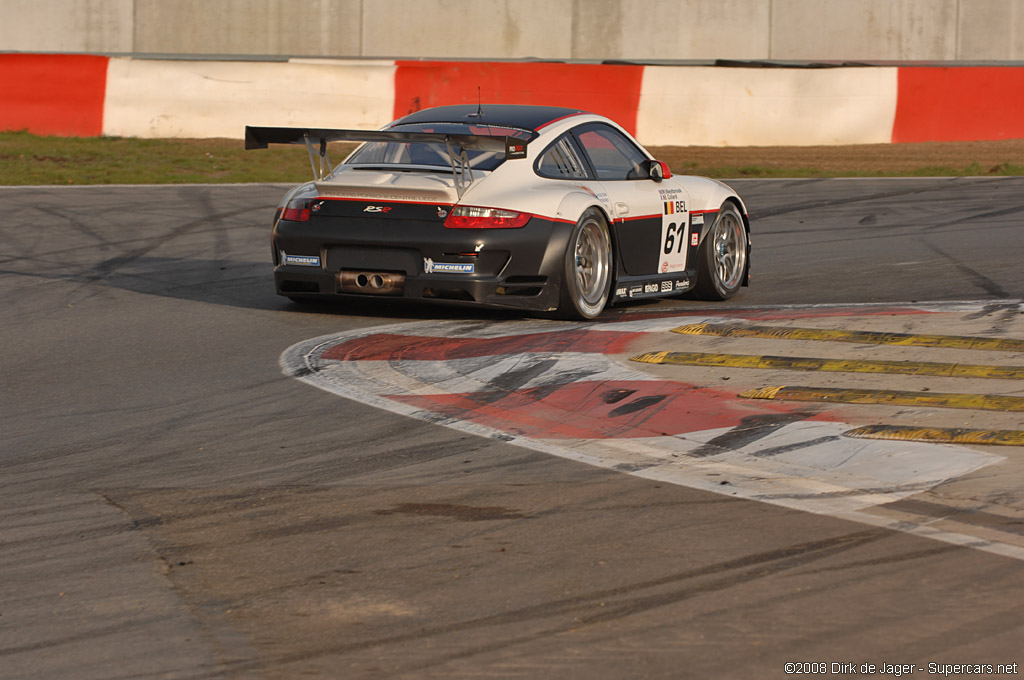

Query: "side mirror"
<box><xmin>648</xmin><ymin>160</ymin><xmax>672</xmax><ymax>182</ymax></box>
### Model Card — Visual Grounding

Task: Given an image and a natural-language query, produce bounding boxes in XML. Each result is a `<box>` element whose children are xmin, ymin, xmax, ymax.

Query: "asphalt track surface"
<box><xmin>3</xmin><ymin>178</ymin><xmax>1024</xmax><ymax>679</ymax></box>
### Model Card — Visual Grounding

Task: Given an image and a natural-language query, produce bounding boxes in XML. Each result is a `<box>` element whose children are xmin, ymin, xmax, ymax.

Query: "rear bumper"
<box><xmin>274</xmin><ymin>266</ymin><xmax>561</xmax><ymax>311</ymax></box>
<box><xmin>271</xmin><ymin>215</ymin><xmax>573</xmax><ymax>311</ymax></box>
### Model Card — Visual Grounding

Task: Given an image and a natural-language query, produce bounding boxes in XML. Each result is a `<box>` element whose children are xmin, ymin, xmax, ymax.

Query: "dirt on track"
<box><xmin>650</xmin><ymin>138</ymin><xmax>1024</xmax><ymax>177</ymax></box>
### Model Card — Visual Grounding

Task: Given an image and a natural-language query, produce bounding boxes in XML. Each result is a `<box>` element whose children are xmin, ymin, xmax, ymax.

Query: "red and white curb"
<box><xmin>281</xmin><ymin>304</ymin><xmax>1021</xmax><ymax>560</ymax></box>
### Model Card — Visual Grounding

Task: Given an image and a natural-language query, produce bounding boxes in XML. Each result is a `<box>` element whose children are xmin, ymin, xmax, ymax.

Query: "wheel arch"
<box><xmin>553</xmin><ymin>192</ymin><xmax>618</xmax><ymax>280</ymax></box>
<box><xmin>550</xmin><ymin>198</ymin><xmax>616</xmax><ymax>320</ymax></box>
<box><xmin>721</xmin><ymin>196</ymin><xmax>752</xmax><ymax>287</ymax></box>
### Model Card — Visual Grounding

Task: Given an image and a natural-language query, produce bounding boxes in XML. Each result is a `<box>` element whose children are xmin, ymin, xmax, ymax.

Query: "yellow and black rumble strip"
<box><xmin>739</xmin><ymin>386</ymin><xmax>1024</xmax><ymax>412</ymax></box>
<box><xmin>843</xmin><ymin>424</ymin><xmax>1024</xmax><ymax>446</ymax></box>
<box><xmin>630</xmin><ymin>351</ymin><xmax>1024</xmax><ymax>380</ymax></box>
<box><xmin>672</xmin><ymin>322</ymin><xmax>1024</xmax><ymax>352</ymax></box>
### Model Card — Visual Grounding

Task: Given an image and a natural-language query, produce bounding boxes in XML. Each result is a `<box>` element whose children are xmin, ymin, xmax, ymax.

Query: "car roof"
<box><xmin>389</xmin><ymin>105</ymin><xmax>590</xmax><ymax>132</ymax></box>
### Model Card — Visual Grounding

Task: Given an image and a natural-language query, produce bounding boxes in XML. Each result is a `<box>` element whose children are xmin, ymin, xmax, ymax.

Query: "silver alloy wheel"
<box><xmin>712</xmin><ymin>208</ymin><xmax>747</xmax><ymax>290</ymax></box>
<box><xmin>570</xmin><ymin>213</ymin><xmax>611</xmax><ymax>317</ymax></box>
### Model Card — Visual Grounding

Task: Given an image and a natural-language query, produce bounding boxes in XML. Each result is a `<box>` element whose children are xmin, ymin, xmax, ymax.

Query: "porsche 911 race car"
<box><xmin>246</xmin><ymin>104</ymin><xmax>750</xmax><ymax>319</ymax></box>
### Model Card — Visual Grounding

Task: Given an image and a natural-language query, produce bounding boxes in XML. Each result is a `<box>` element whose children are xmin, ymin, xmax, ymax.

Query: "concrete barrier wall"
<box><xmin>103</xmin><ymin>58</ymin><xmax>396</xmax><ymax>138</ymax></box>
<box><xmin>5</xmin><ymin>54</ymin><xmax>1024</xmax><ymax>146</ymax></box>
<box><xmin>636</xmin><ymin>67</ymin><xmax>899</xmax><ymax>146</ymax></box>
<box><xmin>5</xmin><ymin>0</ymin><xmax>1024</xmax><ymax>61</ymax></box>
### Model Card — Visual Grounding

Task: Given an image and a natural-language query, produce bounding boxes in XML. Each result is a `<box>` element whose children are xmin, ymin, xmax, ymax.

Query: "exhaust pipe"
<box><xmin>339</xmin><ymin>270</ymin><xmax>404</xmax><ymax>296</ymax></box>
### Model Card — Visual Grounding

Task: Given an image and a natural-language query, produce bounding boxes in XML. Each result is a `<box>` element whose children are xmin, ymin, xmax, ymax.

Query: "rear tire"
<box><xmin>556</xmin><ymin>208</ymin><xmax>612</xmax><ymax>320</ymax></box>
<box><xmin>691</xmin><ymin>202</ymin><xmax>747</xmax><ymax>301</ymax></box>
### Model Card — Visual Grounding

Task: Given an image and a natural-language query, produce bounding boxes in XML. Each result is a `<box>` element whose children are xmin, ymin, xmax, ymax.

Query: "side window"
<box><xmin>536</xmin><ymin>136</ymin><xmax>589</xmax><ymax>179</ymax></box>
<box><xmin>575</xmin><ymin>125</ymin><xmax>650</xmax><ymax>181</ymax></box>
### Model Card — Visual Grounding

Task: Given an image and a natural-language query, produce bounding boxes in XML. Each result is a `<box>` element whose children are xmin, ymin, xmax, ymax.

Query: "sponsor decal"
<box><xmin>572</xmin><ymin>185</ymin><xmax>609</xmax><ymax>202</ymax></box>
<box><xmin>629</xmin><ymin>286</ymin><xmax>643</xmax><ymax>298</ymax></box>
<box><xmin>283</xmin><ymin>252</ymin><xmax>321</xmax><ymax>267</ymax></box>
<box><xmin>692</xmin><ymin>214</ymin><xmax>704</xmax><ymax>225</ymax></box>
<box><xmin>424</xmin><ymin>258</ymin><xmax>474</xmax><ymax>274</ymax></box>
<box><xmin>644</xmin><ymin>283</ymin><xmax>659</xmax><ymax>294</ymax></box>
<box><xmin>334</xmin><ymin>192</ymin><xmax>436</xmax><ymax>201</ymax></box>
<box><xmin>675</xmin><ymin>279</ymin><xmax>690</xmax><ymax>290</ymax></box>
<box><xmin>505</xmin><ymin>140</ymin><xmax>528</xmax><ymax>159</ymax></box>
<box><xmin>573</xmin><ymin>184</ymin><xmax>598</xmax><ymax>199</ymax></box>
<box><xmin>364</xmin><ymin>206</ymin><xmax>392</xmax><ymax>213</ymax></box>
<box><xmin>437</xmin><ymin>207</ymin><xmax>449</xmax><ymax>219</ymax></box>
<box><xmin>691</xmin><ymin>232</ymin><xmax>700</xmax><ymax>247</ymax></box>
<box><xmin>661</xmin><ymin>261</ymin><xmax>669</xmax><ymax>273</ymax></box>
<box><xmin>661</xmin><ymin>281</ymin><xmax>673</xmax><ymax>292</ymax></box>
<box><xmin>615</xmin><ymin>287</ymin><xmax>628</xmax><ymax>297</ymax></box>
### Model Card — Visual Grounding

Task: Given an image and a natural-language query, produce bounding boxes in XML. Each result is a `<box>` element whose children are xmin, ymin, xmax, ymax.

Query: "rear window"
<box><xmin>346</xmin><ymin>123</ymin><xmax>535</xmax><ymax>172</ymax></box>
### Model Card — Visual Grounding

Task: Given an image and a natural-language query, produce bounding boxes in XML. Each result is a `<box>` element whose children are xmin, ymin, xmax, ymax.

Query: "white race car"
<box><xmin>247</xmin><ymin>104</ymin><xmax>750</xmax><ymax>319</ymax></box>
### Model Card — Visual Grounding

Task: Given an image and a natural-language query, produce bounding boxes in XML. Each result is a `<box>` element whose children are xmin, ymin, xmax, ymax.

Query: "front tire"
<box><xmin>556</xmin><ymin>208</ymin><xmax>612</xmax><ymax>320</ymax></box>
<box><xmin>691</xmin><ymin>202</ymin><xmax>747</xmax><ymax>300</ymax></box>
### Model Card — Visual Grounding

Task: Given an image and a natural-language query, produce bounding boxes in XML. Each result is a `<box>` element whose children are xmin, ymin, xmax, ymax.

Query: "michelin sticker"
<box><xmin>424</xmin><ymin>258</ymin><xmax>474</xmax><ymax>274</ymax></box>
<box><xmin>283</xmin><ymin>252</ymin><xmax>321</xmax><ymax>267</ymax></box>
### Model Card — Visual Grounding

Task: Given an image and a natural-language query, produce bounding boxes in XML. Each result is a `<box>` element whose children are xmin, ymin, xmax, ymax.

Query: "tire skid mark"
<box><xmin>687</xmin><ymin>412</ymin><xmax>822</xmax><ymax>458</ymax></box>
<box><xmin>388</xmin><ymin>379</ymin><xmax>814</xmax><ymax>440</ymax></box>
<box><xmin>922</xmin><ymin>202</ymin><xmax>1024</xmax><ymax>232</ymax></box>
<box><xmin>922</xmin><ymin>240</ymin><xmax>1009</xmax><ymax>299</ymax></box>
<box><xmin>258</xmin><ymin>528</ymin><xmax>891</xmax><ymax>668</ymax></box>
<box><xmin>0</xmin><ymin>204</ymin><xmax>268</xmax><ymax>269</ymax></box>
<box><xmin>750</xmin><ymin>177</ymin><xmax>992</xmax><ymax>220</ymax></box>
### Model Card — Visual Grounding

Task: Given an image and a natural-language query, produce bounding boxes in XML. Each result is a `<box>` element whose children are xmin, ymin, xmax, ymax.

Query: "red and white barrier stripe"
<box><xmin>0</xmin><ymin>53</ymin><xmax>108</xmax><ymax>136</ymax></box>
<box><xmin>3</xmin><ymin>53</ymin><xmax>1024</xmax><ymax>145</ymax></box>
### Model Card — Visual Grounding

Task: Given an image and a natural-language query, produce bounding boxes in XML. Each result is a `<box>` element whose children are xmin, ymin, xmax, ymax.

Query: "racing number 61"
<box><xmin>663</xmin><ymin>222</ymin><xmax>686</xmax><ymax>254</ymax></box>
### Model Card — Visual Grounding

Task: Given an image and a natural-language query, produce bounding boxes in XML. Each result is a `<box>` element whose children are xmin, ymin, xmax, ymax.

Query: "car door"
<box><xmin>572</xmin><ymin>123</ymin><xmax>691</xmax><ymax>277</ymax></box>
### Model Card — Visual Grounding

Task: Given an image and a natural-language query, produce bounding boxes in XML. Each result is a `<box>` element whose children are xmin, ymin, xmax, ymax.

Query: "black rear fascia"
<box><xmin>272</xmin><ymin>207</ymin><xmax>575</xmax><ymax>311</ymax></box>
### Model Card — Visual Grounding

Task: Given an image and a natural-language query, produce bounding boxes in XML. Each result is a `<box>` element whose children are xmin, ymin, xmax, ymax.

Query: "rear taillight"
<box><xmin>444</xmin><ymin>205</ymin><xmax>531</xmax><ymax>229</ymax></box>
<box><xmin>281</xmin><ymin>198</ymin><xmax>312</xmax><ymax>222</ymax></box>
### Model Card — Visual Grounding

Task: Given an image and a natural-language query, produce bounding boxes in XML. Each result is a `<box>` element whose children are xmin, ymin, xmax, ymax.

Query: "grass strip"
<box><xmin>0</xmin><ymin>131</ymin><xmax>356</xmax><ymax>185</ymax></box>
<box><xmin>4</xmin><ymin>131</ymin><xmax>1024</xmax><ymax>185</ymax></box>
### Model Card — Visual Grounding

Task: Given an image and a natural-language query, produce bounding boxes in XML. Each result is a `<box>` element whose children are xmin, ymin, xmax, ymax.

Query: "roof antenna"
<box><xmin>476</xmin><ymin>87</ymin><xmax>483</xmax><ymax>117</ymax></box>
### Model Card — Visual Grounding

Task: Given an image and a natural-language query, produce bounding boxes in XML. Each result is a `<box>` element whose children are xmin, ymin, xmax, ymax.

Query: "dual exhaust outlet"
<box><xmin>339</xmin><ymin>270</ymin><xmax>404</xmax><ymax>296</ymax></box>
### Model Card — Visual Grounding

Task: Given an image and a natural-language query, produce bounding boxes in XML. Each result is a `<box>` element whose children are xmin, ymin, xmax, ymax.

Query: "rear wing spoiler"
<box><xmin>244</xmin><ymin>125</ymin><xmax>529</xmax><ymax>196</ymax></box>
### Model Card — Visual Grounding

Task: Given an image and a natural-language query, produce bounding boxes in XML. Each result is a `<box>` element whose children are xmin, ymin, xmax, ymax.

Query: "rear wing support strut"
<box><xmin>305</xmin><ymin>134</ymin><xmax>334</xmax><ymax>181</ymax></box>
<box><xmin>444</xmin><ymin>137</ymin><xmax>474</xmax><ymax>195</ymax></box>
